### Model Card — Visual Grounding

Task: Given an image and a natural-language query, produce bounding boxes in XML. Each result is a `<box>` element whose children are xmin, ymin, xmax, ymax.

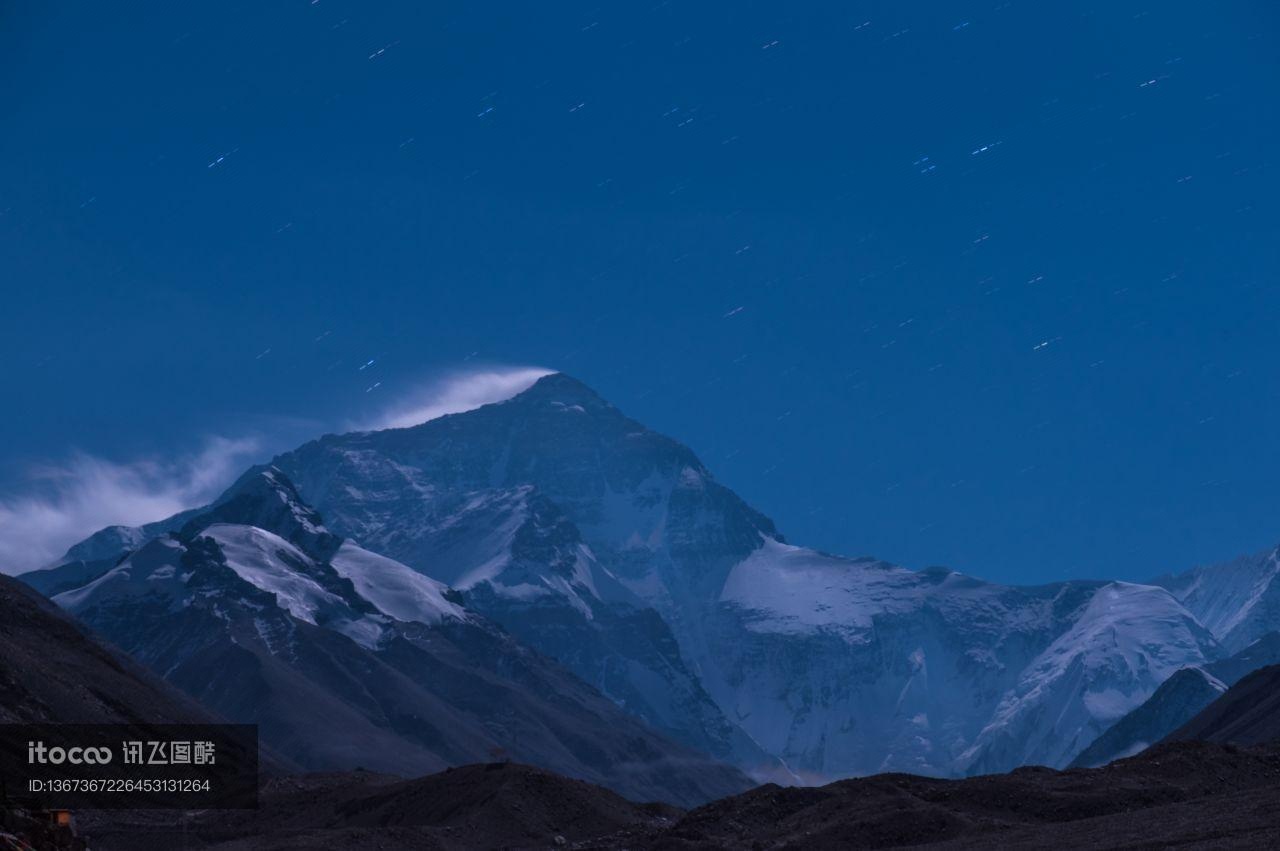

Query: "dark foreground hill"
<box><xmin>1070</xmin><ymin>632</ymin><xmax>1280</xmax><ymax>768</ymax></box>
<box><xmin>653</xmin><ymin>740</ymin><xmax>1280</xmax><ymax>850</ymax></box>
<box><xmin>0</xmin><ymin>572</ymin><xmax>211</xmax><ymax>724</ymax></box>
<box><xmin>0</xmin><ymin>573</ymin><xmax>221</xmax><ymax>850</ymax></box>
<box><xmin>78</xmin><ymin>763</ymin><xmax>681</xmax><ymax>850</ymax></box>
<box><xmin>1166</xmin><ymin>663</ymin><xmax>1280</xmax><ymax>748</ymax></box>
<box><xmin>79</xmin><ymin>739</ymin><xmax>1280</xmax><ymax>850</ymax></box>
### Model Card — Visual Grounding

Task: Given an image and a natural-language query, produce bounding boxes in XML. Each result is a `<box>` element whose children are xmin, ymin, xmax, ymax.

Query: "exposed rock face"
<box><xmin>1165</xmin><ymin>662</ymin><xmax>1280</xmax><ymax>747</ymax></box>
<box><xmin>1070</xmin><ymin>666</ymin><xmax>1226</xmax><ymax>768</ymax></box>
<box><xmin>0</xmin><ymin>571</ymin><xmax>211</xmax><ymax>725</ymax></box>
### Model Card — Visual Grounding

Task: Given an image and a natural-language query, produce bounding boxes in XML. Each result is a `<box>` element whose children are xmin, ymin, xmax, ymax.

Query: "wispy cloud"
<box><xmin>360</xmin><ymin>366</ymin><xmax>554</xmax><ymax>431</ymax></box>
<box><xmin>0</xmin><ymin>437</ymin><xmax>261</xmax><ymax>575</ymax></box>
<box><xmin>0</xmin><ymin>366</ymin><xmax>554</xmax><ymax>575</ymax></box>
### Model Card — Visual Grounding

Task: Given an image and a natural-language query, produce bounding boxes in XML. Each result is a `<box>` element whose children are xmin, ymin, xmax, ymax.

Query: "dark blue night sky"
<box><xmin>2</xmin><ymin>1</ymin><xmax>1278</xmax><ymax>582</ymax></box>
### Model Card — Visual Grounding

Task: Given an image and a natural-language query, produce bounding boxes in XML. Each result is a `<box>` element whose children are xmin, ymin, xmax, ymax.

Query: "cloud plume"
<box><xmin>361</xmin><ymin>366</ymin><xmax>554</xmax><ymax>431</ymax></box>
<box><xmin>0</xmin><ymin>436</ymin><xmax>261</xmax><ymax>575</ymax></box>
<box><xmin>0</xmin><ymin>366</ymin><xmax>554</xmax><ymax>575</ymax></box>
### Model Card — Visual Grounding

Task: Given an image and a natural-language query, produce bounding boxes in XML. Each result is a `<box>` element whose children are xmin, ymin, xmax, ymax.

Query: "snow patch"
<box><xmin>330</xmin><ymin>540</ymin><xmax>464</xmax><ymax>625</ymax></box>
<box><xmin>201</xmin><ymin>524</ymin><xmax>333</xmax><ymax>625</ymax></box>
<box><xmin>54</xmin><ymin>537</ymin><xmax>189</xmax><ymax>611</ymax></box>
<box><xmin>200</xmin><ymin>524</ymin><xmax>386</xmax><ymax>649</ymax></box>
<box><xmin>720</xmin><ymin>538</ymin><xmax>926</xmax><ymax>639</ymax></box>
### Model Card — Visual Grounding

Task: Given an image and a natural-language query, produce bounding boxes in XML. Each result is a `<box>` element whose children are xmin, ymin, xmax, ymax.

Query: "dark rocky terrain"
<box><xmin>77</xmin><ymin>739</ymin><xmax>1280</xmax><ymax>850</ymax></box>
<box><xmin>79</xmin><ymin>763</ymin><xmax>680</xmax><ymax>850</ymax></box>
<box><xmin>1166</xmin><ymin>663</ymin><xmax>1280</xmax><ymax>747</ymax></box>
<box><xmin>0</xmin><ymin>572</ymin><xmax>210</xmax><ymax>725</ymax></box>
<box><xmin>652</xmin><ymin>740</ymin><xmax>1280</xmax><ymax>849</ymax></box>
<box><xmin>0</xmin><ymin>572</ymin><xmax>216</xmax><ymax>850</ymax></box>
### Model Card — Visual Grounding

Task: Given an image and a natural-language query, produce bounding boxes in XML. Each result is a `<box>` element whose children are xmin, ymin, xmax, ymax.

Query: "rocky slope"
<box><xmin>80</xmin><ymin>740</ymin><xmax>1280</xmax><ymax>850</ymax></box>
<box><xmin>0</xmin><ymin>571</ymin><xmax>210</xmax><ymax>725</ymax></box>
<box><xmin>652</xmin><ymin>739</ymin><xmax>1280</xmax><ymax>850</ymax></box>
<box><xmin>1166</xmin><ymin>663</ymin><xmax>1280</xmax><ymax>747</ymax></box>
<box><xmin>1069</xmin><ymin>666</ymin><xmax>1226</xmax><ymax>768</ymax></box>
<box><xmin>1154</xmin><ymin>545</ymin><xmax>1280</xmax><ymax>655</ymax></box>
<box><xmin>1070</xmin><ymin>631</ymin><xmax>1280</xmax><ymax>767</ymax></box>
<box><xmin>81</xmin><ymin>762</ymin><xmax>680</xmax><ymax>851</ymax></box>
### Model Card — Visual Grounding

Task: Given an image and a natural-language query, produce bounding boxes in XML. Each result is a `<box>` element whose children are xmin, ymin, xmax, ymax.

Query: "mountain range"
<box><xmin>28</xmin><ymin>466</ymin><xmax>746</xmax><ymax>807</ymax></box>
<box><xmin>67</xmin><ymin>628</ymin><xmax>1280</xmax><ymax>849</ymax></box>
<box><xmin>20</xmin><ymin>372</ymin><xmax>1280</xmax><ymax>785</ymax></box>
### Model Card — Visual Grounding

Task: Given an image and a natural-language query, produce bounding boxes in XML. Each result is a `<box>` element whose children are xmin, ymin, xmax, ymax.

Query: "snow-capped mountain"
<box><xmin>42</xmin><ymin>467</ymin><xmax>750</xmax><ymax>806</ymax></box>
<box><xmin>1056</xmin><ymin>545</ymin><xmax>1280</xmax><ymax>769</ymax></box>
<box><xmin>262</xmin><ymin>374</ymin><xmax>1217</xmax><ymax>776</ymax></box>
<box><xmin>266</xmin><ymin>376</ymin><xmax>783</xmax><ymax>774</ymax></box>
<box><xmin>710</xmin><ymin>543</ymin><xmax>1216</xmax><ymax>776</ymax></box>
<box><xmin>22</xmin><ymin>516</ymin><xmax>190</xmax><ymax>598</ymax></box>
<box><xmin>35</xmin><ymin>373</ymin><xmax>1267</xmax><ymax>780</ymax></box>
<box><xmin>427</xmin><ymin>485</ymin><xmax>779</xmax><ymax>775</ymax></box>
<box><xmin>1070</xmin><ymin>631</ymin><xmax>1280</xmax><ymax>768</ymax></box>
<box><xmin>957</xmin><ymin>582</ymin><xmax>1218</xmax><ymax>773</ymax></box>
<box><xmin>1154</xmin><ymin>545</ymin><xmax>1280</xmax><ymax>654</ymax></box>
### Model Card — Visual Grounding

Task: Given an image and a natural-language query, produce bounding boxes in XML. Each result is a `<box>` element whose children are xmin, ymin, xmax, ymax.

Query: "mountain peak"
<box><xmin>222</xmin><ymin>464</ymin><xmax>308</xmax><ymax>505</ymax></box>
<box><xmin>511</xmin><ymin>372</ymin><xmax>613</xmax><ymax>410</ymax></box>
<box><xmin>181</xmin><ymin>465</ymin><xmax>339</xmax><ymax>558</ymax></box>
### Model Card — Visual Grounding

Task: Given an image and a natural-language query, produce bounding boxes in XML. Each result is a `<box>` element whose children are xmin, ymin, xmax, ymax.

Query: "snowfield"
<box><xmin>329</xmin><ymin>539</ymin><xmax>463</xmax><ymax>625</ymax></box>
